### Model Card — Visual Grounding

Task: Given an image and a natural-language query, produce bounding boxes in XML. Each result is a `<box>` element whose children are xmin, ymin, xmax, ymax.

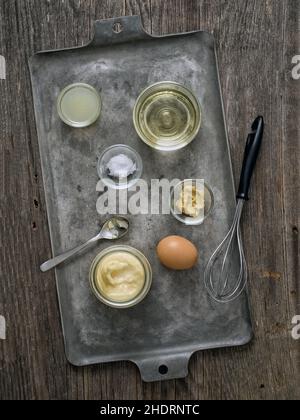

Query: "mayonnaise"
<box><xmin>95</xmin><ymin>252</ymin><xmax>145</xmax><ymax>303</ymax></box>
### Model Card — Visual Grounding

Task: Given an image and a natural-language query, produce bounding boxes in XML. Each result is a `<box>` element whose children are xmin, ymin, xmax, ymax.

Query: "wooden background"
<box><xmin>0</xmin><ymin>0</ymin><xmax>299</xmax><ymax>400</ymax></box>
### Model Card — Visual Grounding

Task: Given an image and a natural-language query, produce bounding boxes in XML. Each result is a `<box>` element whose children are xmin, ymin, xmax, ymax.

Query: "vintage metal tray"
<box><xmin>29</xmin><ymin>15</ymin><xmax>252</xmax><ymax>382</ymax></box>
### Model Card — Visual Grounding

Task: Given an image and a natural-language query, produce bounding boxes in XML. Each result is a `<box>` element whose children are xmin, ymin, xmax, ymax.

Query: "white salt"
<box><xmin>106</xmin><ymin>154</ymin><xmax>137</xmax><ymax>179</ymax></box>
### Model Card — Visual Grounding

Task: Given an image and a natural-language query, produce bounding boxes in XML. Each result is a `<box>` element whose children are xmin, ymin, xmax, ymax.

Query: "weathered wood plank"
<box><xmin>0</xmin><ymin>0</ymin><xmax>299</xmax><ymax>400</ymax></box>
<box><xmin>282</xmin><ymin>0</ymin><xmax>300</xmax><ymax>378</ymax></box>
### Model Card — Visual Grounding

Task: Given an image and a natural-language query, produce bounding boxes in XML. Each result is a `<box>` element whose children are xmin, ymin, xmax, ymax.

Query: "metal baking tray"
<box><xmin>29</xmin><ymin>15</ymin><xmax>252</xmax><ymax>382</ymax></box>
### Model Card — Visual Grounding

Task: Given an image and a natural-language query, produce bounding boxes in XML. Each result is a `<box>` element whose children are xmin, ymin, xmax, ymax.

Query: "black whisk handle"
<box><xmin>237</xmin><ymin>116</ymin><xmax>264</xmax><ymax>201</ymax></box>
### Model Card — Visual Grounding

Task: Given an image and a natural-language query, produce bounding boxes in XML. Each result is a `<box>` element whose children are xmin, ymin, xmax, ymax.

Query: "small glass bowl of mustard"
<box><xmin>89</xmin><ymin>246</ymin><xmax>152</xmax><ymax>309</ymax></box>
<box><xmin>170</xmin><ymin>179</ymin><xmax>214</xmax><ymax>226</ymax></box>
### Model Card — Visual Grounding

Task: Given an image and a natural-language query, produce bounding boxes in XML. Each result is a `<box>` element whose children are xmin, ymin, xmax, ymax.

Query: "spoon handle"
<box><xmin>40</xmin><ymin>236</ymin><xmax>100</xmax><ymax>273</ymax></box>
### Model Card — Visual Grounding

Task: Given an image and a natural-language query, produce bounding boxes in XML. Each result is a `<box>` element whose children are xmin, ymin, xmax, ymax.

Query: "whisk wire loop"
<box><xmin>204</xmin><ymin>200</ymin><xmax>248</xmax><ymax>303</ymax></box>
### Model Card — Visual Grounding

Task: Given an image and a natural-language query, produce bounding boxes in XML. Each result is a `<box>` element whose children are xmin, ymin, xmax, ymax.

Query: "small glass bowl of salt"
<box><xmin>97</xmin><ymin>145</ymin><xmax>143</xmax><ymax>190</ymax></box>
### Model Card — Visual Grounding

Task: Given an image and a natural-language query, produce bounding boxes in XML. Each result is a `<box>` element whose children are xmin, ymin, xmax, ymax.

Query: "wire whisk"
<box><xmin>204</xmin><ymin>200</ymin><xmax>247</xmax><ymax>302</ymax></box>
<box><xmin>204</xmin><ymin>116</ymin><xmax>264</xmax><ymax>303</ymax></box>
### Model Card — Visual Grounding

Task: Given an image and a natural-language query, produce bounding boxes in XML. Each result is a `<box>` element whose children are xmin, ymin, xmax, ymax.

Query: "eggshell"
<box><xmin>157</xmin><ymin>236</ymin><xmax>198</xmax><ymax>270</ymax></box>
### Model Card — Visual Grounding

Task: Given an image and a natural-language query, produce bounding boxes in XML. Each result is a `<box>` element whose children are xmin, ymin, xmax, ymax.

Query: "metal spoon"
<box><xmin>40</xmin><ymin>217</ymin><xmax>130</xmax><ymax>273</ymax></box>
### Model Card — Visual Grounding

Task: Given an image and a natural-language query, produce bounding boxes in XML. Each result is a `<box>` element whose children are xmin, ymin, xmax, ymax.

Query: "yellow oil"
<box><xmin>134</xmin><ymin>82</ymin><xmax>201</xmax><ymax>151</ymax></box>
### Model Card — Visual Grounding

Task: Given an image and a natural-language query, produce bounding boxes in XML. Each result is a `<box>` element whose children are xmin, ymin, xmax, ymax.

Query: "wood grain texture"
<box><xmin>0</xmin><ymin>0</ymin><xmax>299</xmax><ymax>400</ymax></box>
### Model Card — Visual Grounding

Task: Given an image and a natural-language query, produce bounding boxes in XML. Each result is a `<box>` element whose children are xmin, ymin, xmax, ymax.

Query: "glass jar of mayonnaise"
<box><xmin>89</xmin><ymin>246</ymin><xmax>152</xmax><ymax>309</ymax></box>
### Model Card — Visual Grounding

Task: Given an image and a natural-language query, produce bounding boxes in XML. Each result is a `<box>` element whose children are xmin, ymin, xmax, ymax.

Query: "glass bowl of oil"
<box><xmin>133</xmin><ymin>82</ymin><xmax>201</xmax><ymax>152</ymax></box>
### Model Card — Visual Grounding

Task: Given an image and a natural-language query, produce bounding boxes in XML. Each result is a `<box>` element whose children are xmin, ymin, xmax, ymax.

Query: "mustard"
<box><xmin>176</xmin><ymin>185</ymin><xmax>205</xmax><ymax>218</ymax></box>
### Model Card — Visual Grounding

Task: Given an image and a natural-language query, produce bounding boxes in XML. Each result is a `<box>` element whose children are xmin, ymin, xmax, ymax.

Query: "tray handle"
<box><xmin>90</xmin><ymin>15</ymin><xmax>151</xmax><ymax>47</ymax></box>
<box><xmin>133</xmin><ymin>352</ymin><xmax>191</xmax><ymax>383</ymax></box>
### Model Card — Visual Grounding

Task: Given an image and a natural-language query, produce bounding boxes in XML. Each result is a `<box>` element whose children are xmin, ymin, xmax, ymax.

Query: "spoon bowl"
<box><xmin>100</xmin><ymin>217</ymin><xmax>130</xmax><ymax>240</ymax></box>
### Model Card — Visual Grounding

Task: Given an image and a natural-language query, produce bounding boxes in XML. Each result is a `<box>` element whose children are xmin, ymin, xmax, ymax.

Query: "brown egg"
<box><xmin>157</xmin><ymin>236</ymin><xmax>198</xmax><ymax>270</ymax></box>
